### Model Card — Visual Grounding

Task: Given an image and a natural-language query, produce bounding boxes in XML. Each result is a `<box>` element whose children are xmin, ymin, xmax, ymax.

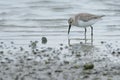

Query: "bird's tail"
<box><xmin>96</xmin><ymin>15</ymin><xmax>105</xmax><ymax>20</ymax></box>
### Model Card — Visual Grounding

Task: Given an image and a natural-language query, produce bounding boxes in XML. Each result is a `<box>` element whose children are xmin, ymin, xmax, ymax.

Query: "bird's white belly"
<box><xmin>77</xmin><ymin>19</ymin><xmax>99</xmax><ymax>27</ymax></box>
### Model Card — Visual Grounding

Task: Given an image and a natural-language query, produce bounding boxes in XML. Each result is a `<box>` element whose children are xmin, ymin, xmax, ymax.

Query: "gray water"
<box><xmin>1</xmin><ymin>0</ymin><xmax>120</xmax><ymax>80</ymax></box>
<box><xmin>0</xmin><ymin>0</ymin><xmax>120</xmax><ymax>46</ymax></box>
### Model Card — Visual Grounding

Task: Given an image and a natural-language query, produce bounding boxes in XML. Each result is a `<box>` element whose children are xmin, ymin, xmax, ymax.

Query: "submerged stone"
<box><xmin>55</xmin><ymin>69</ymin><xmax>63</xmax><ymax>73</ymax></box>
<box><xmin>72</xmin><ymin>65</ymin><xmax>80</xmax><ymax>69</ymax></box>
<box><xmin>60</xmin><ymin>47</ymin><xmax>63</xmax><ymax>50</ymax></box>
<box><xmin>41</xmin><ymin>37</ymin><xmax>47</xmax><ymax>44</ymax></box>
<box><xmin>84</xmin><ymin>63</ymin><xmax>94</xmax><ymax>70</ymax></box>
<box><xmin>64</xmin><ymin>61</ymin><xmax>69</xmax><ymax>64</ymax></box>
<box><xmin>0</xmin><ymin>51</ymin><xmax>4</xmax><ymax>54</ymax></box>
<box><xmin>60</xmin><ymin>43</ymin><xmax>63</xmax><ymax>46</ymax></box>
<box><xmin>76</xmin><ymin>53</ymin><xmax>81</xmax><ymax>57</ymax></box>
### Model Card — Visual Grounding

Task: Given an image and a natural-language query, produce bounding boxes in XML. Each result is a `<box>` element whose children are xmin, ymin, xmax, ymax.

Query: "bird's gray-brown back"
<box><xmin>75</xmin><ymin>13</ymin><xmax>104</xmax><ymax>22</ymax></box>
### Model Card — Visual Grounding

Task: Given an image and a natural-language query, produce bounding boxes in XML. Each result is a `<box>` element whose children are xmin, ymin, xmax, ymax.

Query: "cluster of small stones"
<box><xmin>0</xmin><ymin>41</ymin><xmax>120</xmax><ymax>80</ymax></box>
<box><xmin>101</xmin><ymin>41</ymin><xmax>120</xmax><ymax>57</ymax></box>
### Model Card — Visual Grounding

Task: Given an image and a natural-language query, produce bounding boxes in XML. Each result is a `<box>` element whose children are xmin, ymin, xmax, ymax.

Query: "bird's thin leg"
<box><xmin>90</xmin><ymin>26</ymin><xmax>93</xmax><ymax>44</ymax></box>
<box><xmin>85</xmin><ymin>28</ymin><xmax>87</xmax><ymax>43</ymax></box>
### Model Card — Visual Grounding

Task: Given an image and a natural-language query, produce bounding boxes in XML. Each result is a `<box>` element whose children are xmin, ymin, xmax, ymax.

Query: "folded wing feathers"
<box><xmin>76</xmin><ymin>13</ymin><xmax>105</xmax><ymax>22</ymax></box>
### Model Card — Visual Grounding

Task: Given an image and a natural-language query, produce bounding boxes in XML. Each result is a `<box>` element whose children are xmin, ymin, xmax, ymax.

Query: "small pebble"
<box><xmin>84</xmin><ymin>63</ymin><xmax>94</xmax><ymax>70</ymax></box>
<box><xmin>41</xmin><ymin>37</ymin><xmax>47</xmax><ymax>44</ymax></box>
<box><xmin>118</xmin><ymin>52</ymin><xmax>120</xmax><ymax>54</ymax></box>
<box><xmin>60</xmin><ymin>43</ymin><xmax>63</xmax><ymax>46</ymax></box>
<box><xmin>0</xmin><ymin>51</ymin><xmax>4</xmax><ymax>54</ymax></box>
<box><xmin>64</xmin><ymin>61</ymin><xmax>69</xmax><ymax>64</ymax></box>
<box><xmin>0</xmin><ymin>42</ymin><xmax>4</xmax><ymax>44</ymax></box>
<box><xmin>83</xmin><ymin>75</ymin><xmax>89</xmax><ymax>79</ymax></box>
<box><xmin>55</xmin><ymin>70</ymin><xmax>63</xmax><ymax>73</ymax></box>
<box><xmin>60</xmin><ymin>47</ymin><xmax>63</xmax><ymax>50</ymax></box>
<box><xmin>5</xmin><ymin>68</ymin><xmax>9</xmax><ymax>70</ymax></box>
<box><xmin>72</xmin><ymin>65</ymin><xmax>80</xmax><ymax>69</ymax></box>
<box><xmin>47</xmin><ymin>72</ymin><xmax>51</xmax><ymax>75</ymax></box>
<box><xmin>64</xmin><ymin>46</ymin><xmax>68</xmax><ymax>49</ymax></box>
<box><xmin>112</xmin><ymin>51</ymin><xmax>115</xmax><ymax>55</ymax></box>
<box><xmin>80</xmin><ymin>42</ymin><xmax>83</xmax><ymax>44</ymax></box>
<box><xmin>11</xmin><ymin>41</ymin><xmax>14</xmax><ymax>44</ymax></box>
<box><xmin>20</xmin><ymin>47</ymin><xmax>24</xmax><ymax>51</ymax></box>
<box><xmin>101</xmin><ymin>41</ymin><xmax>105</xmax><ymax>44</ymax></box>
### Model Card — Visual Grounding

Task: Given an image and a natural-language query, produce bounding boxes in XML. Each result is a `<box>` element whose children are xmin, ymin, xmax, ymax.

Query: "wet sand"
<box><xmin>0</xmin><ymin>41</ymin><xmax>120</xmax><ymax>80</ymax></box>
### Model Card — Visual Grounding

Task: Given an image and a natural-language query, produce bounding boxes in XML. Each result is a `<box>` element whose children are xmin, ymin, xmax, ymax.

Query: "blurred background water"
<box><xmin>0</xmin><ymin>0</ymin><xmax>120</xmax><ymax>47</ymax></box>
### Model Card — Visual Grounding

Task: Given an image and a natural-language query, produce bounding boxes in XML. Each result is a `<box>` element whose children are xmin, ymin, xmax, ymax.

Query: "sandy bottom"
<box><xmin>0</xmin><ymin>41</ymin><xmax>120</xmax><ymax>80</ymax></box>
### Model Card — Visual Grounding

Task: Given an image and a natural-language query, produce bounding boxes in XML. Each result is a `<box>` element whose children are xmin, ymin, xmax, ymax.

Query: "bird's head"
<box><xmin>68</xmin><ymin>17</ymin><xmax>74</xmax><ymax>34</ymax></box>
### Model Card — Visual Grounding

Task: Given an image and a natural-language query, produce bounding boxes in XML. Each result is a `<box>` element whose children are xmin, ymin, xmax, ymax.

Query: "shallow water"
<box><xmin>0</xmin><ymin>0</ymin><xmax>120</xmax><ymax>47</ymax></box>
<box><xmin>0</xmin><ymin>0</ymin><xmax>120</xmax><ymax>80</ymax></box>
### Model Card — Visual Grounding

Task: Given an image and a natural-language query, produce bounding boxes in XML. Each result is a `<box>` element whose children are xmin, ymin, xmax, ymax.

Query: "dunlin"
<box><xmin>68</xmin><ymin>13</ymin><xmax>104</xmax><ymax>43</ymax></box>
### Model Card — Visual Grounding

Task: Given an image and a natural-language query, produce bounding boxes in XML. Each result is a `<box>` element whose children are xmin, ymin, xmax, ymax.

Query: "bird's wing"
<box><xmin>76</xmin><ymin>13</ymin><xmax>103</xmax><ymax>22</ymax></box>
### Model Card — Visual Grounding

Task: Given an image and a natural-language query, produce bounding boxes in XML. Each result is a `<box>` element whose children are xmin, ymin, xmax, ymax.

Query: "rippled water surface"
<box><xmin>1</xmin><ymin>0</ymin><xmax>120</xmax><ymax>80</ymax></box>
<box><xmin>0</xmin><ymin>0</ymin><xmax>120</xmax><ymax>46</ymax></box>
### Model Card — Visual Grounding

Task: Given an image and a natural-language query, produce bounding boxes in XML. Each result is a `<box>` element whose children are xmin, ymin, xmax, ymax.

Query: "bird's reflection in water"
<box><xmin>68</xmin><ymin>38</ymin><xmax>95</xmax><ymax>54</ymax></box>
<box><xmin>68</xmin><ymin>37</ymin><xmax>93</xmax><ymax>46</ymax></box>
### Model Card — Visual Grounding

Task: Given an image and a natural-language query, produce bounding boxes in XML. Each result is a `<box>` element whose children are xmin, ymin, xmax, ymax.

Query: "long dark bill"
<box><xmin>68</xmin><ymin>24</ymin><xmax>71</xmax><ymax>34</ymax></box>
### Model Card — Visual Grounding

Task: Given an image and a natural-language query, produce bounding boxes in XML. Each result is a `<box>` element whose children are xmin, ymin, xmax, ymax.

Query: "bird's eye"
<box><xmin>70</xmin><ymin>19</ymin><xmax>73</xmax><ymax>23</ymax></box>
<box><xmin>68</xmin><ymin>18</ymin><xmax>73</xmax><ymax>24</ymax></box>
